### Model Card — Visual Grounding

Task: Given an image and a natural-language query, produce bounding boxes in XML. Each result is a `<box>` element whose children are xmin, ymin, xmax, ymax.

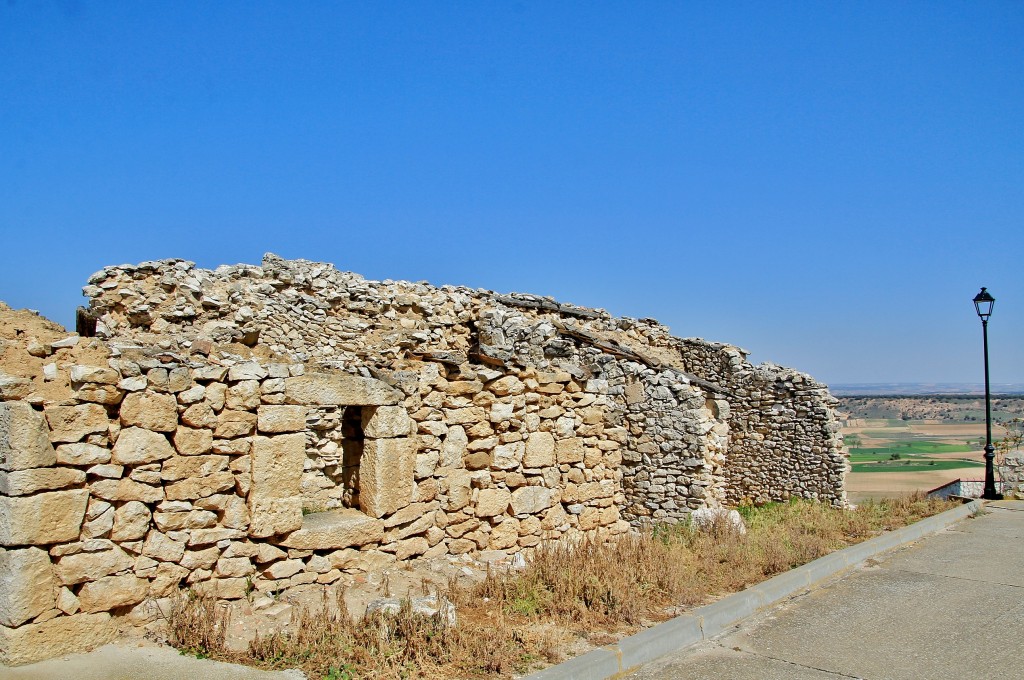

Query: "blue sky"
<box><xmin>2</xmin><ymin>1</ymin><xmax>1021</xmax><ymax>385</ymax></box>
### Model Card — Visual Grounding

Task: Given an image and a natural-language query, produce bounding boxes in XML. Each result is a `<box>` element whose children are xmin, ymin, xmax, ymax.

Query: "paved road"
<box><xmin>628</xmin><ymin>501</ymin><xmax>1024</xmax><ymax>679</ymax></box>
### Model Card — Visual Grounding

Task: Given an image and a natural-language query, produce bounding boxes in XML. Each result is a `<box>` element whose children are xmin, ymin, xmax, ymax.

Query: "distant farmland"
<box><xmin>836</xmin><ymin>395</ymin><xmax>1021</xmax><ymax>503</ymax></box>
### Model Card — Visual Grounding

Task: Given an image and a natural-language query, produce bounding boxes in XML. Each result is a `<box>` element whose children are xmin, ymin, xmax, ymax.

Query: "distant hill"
<box><xmin>830</xmin><ymin>383</ymin><xmax>1024</xmax><ymax>396</ymax></box>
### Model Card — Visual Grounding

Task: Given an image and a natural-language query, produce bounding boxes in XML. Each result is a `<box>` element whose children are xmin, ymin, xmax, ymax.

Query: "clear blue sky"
<box><xmin>2</xmin><ymin>2</ymin><xmax>1021</xmax><ymax>385</ymax></box>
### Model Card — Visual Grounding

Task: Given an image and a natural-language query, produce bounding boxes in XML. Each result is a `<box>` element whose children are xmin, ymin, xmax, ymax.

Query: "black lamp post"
<box><xmin>973</xmin><ymin>287</ymin><xmax>1002</xmax><ymax>500</ymax></box>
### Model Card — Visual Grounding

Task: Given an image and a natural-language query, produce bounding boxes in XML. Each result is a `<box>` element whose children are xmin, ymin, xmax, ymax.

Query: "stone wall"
<box><xmin>0</xmin><ymin>253</ymin><xmax>845</xmax><ymax>663</ymax></box>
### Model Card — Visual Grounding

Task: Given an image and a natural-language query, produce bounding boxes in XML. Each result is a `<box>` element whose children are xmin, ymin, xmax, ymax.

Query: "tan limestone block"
<box><xmin>89</xmin><ymin>478</ymin><xmax>164</xmax><ymax>504</ymax></box>
<box><xmin>214</xmin><ymin>557</ymin><xmax>255</xmax><ymax>578</ymax></box>
<box><xmin>54</xmin><ymin>545</ymin><xmax>133</xmax><ymax>585</ymax></box>
<box><xmin>489</xmin><ymin>518</ymin><xmax>519</xmax><ymax>550</ymax></box>
<box><xmin>555</xmin><ymin>437</ymin><xmax>585</xmax><ymax>464</ymax></box>
<box><xmin>475</xmin><ymin>488</ymin><xmax>511</xmax><ymax>517</ymax></box>
<box><xmin>0</xmin><ymin>467</ymin><xmax>85</xmax><ymax>496</ymax></box>
<box><xmin>361</xmin><ymin>405</ymin><xmax>414</xmax><ymax>438</ymax></box>
<box><xmin>448</xmin><ymin>538</ymin><xmax>474</xmax><ymax>554</ymax></box>
<box><xmin>577</xmin><ymin>507</ymin><xmax>601</xmax><ymax>531</ymax></box>
<box><xmin>172</xmin><ymin>427</ymin><xmax>214</xmax><ymax>455</ymax></box>
<box><xmin>278</xmin><ymin>508</ymin><xmax>385</xmax><ymax>549</ymax></box>
<box><xmin>164</xmin><ymin>471</ymin><xmax>236</xmax><ymax>501</ymax></box>
<box><xmin>111</xmin><ymin>427</ymin><xmax>174</xmax><ymax>465</ymax></box>
<box><xmin>160</xmin><ymin>454</ymin><xmax>228</xmax><ymax>481</ymax></box>
<box><xmin>119</xmin><ymin>392</ymin><xmax>178</xmax><ymax>432</ymax></box>
<box><xmin>181</xmin><ymin>402</ymin><xmax>217</xmax><ymax>428</ymax></box>
<box><xmin>187</xmin><ymin>528</ymin><xmax>246</xmax><ymax>546</ymax></box>
<box><xmin>77</xmin><ymin>574</ymin><xmax>148</xmax><ymax>613</ymax></box>
<box><xmin>0</xmin><ymin>489</ymin><xmax>88</xmax><ymax>546</ymax></box>
<box><xmin>226</xmin><ymin>380</ymin><xmax>261</xmax><ymax>410</ymax></box>
<box><xmin>283</xmin><ymin>373</ymin><xmax>402</xmax><ymax>406</ymax></box>
<box><xmin>0</xmin><ymin>612</ymin><xmax>114</xmax><ymax>665</ymax></box>
<box><xmin>488</xmin><ymin>376</ymin><xmax>524</xmax><ymax>396</ymax></box>
<box><xmin>142</xmin><ymin>530</ymin><xmax>186</xmax><ymax>563</ymax></box>
<box><xmin>438</xmin><ymin>425</ymin><xmax>467</xmax><ymax>468</ymax></box>
<box><xmin>0</xmin><ymin>547</ymin><xmax>56</xmax><ymax>627</ymax></box>
<box><xmin>395</xmin><ymin>536</ymin><xmax>429</xmax><ymax>560</ymax></box>
<box><xmin>111</xmin><ymin>501</ymin><xmax>151</xmax><ymax>541</ymax></box>
<box><xmin>444</xmin><ymin>407</ymin><xmax>486</xmax><ymax>425</ymax></box>
<box><xmin>510</xmin><ymin>486</ymin><xmax>553</xmax><ymax>515</ymax></box>
<box><xmin>55</xmin><ymin>442</ymin><xmax>110</xmax><ymax>466</ymax></box>
<box><xmin>70</xmin><ymin>365</ymin><xmax>119</xmax><ymax>385</ymax></box>
<box><xmin>250</xmin><ymin>433</ymin><xmax>304</xmax><ymax>498</ymax></box>
<box><xmin>215</xmin><ymin>410</ymin><xmax>257</xmax><ymax>438</ymax></box>
<box><xmin>257</xmin><ymin>405</ymin><xmax>307</xmax><ymax>433</ymax></box>
<box><xmin>443</xmin><ymin>380</ymin><xmax>483</xmax><ymax>396</ymax></box>
<box><xmin>76</xmin><ymin>384</ymin><xmax>124</xmax><ymax>405</ymax></box>
<box><xmin>541</xmin><ymin>504</ymin><xmax>568</xmax><ymax>531</ymax></box>
<box><xmin>248</xmin><ymin>497</ymin><xmax>303</xmax><ymax>539</ymax></box>
<box><xmin>194</xmin><ymin>577</ymin><xmax>248</xmax><ymax>600</ymax></box>
<box><xmin>43</xmin><ymin>403</ymin><xmax>108</xmax><ymax>445</ymax></box>
<box><xmin>491</xmin><ymin>441</ymin><xmax>524</xmax><ymax>470</ymax></box>
<box><xmin>358</xmin><ymin>437</ymin><xmax>415</xmax><ymax>519</ymax></box>
<box><xmin>383</xmin><ymin>501</ymin><xmax>441</xmax><ymax>528</ymax></box>
<box><xmin>1</xmin><ymin>402</ymin><xmax>57</xmax><ymax>471</ymax></box>
<box><xmin>445</xmin><ymin>469</ymin><xmax>472</xmax><ymax>511</ymax></box>
<box><xmin>180</xmin><ymin>547</ymin><xmax>220</xmax><ymax>571</ymax></box>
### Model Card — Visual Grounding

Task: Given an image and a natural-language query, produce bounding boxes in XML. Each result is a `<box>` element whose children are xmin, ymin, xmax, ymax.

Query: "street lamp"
<box><xmin>973</xmin><ymin>287</ymin><xmax>1002</xmax><ymax>500</ymax></box>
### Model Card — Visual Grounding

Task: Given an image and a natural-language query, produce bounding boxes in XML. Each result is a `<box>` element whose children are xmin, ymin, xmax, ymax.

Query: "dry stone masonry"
<box><xmin>0</xmin><ymin>254</ymin><xmax>845</xmax><ymax>664</ymax></box>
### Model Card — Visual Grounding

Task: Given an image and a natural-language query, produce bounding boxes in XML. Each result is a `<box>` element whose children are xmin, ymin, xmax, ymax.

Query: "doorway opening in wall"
<box><xmin>340</xmin><ymin>406</ymin><xmax>363</xmax><ymax>509</ymax></box>
<box><xmin>303</xmin><ymin>405</ymin><xmax>364</xmax><ymax>513</ymax></box>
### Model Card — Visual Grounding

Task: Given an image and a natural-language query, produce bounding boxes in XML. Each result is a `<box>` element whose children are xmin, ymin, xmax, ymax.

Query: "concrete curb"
<box><xmin>523</xmin><ymin>500</ymin><xmax>982</xmax><ymax>680</ymax></box>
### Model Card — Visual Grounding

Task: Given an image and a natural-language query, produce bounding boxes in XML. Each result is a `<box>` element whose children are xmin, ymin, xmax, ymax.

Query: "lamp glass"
<box><xmin>974</xmin><ymin>288</ymin><xmax>995</xmax><ymax>319</ymax></box>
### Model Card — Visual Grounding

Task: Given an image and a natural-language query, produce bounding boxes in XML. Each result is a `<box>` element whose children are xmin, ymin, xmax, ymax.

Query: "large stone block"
<box><xmin>55</xmin><ymin>442</ymin><xmax>110</xmax><ymax>466</ymax></box>
<box><xmin>110</xmin><ymin>427</ymin><xmax>174</xmax><ymax>465</ymax></box>
<box><xmin>214</xmin><ymin>410</ymin><xmax>257</xmax><ymax>438</ymax></box>
<box><xmin>0</xmin><ymin>547</ymin><xmax>56</xmax><ymax>627</ymax></box>
<box><xmin>119</xmin><ymin>392</ymin><xmax>178</xmax><ymax>432</ymax></box>
<box><xmin>0</xmin><ymin>612</ymin><xmax>114</xmax><ymax>665</ymax></box>
<box><xmin>0</xmin><ymin>467</ymin><xmax>85</xmax><ymax>496</ymax></box>
<box><xmin>257</xmin><ymin>405</ymin><xmax>307</xmax><ymax>433</ymax></box>
<box><xmin>160</xmin><ymin>454</ymin><xmax>228</xmax><ymax>481</ymax></box>
<box><xmin>248</xmin><ymin>497</ymin><xmax>303</xmax><ymax>538</ymax></box>
<box><xmin>278</xmin><ymin>508</ymin><xmax>384</xmax><ymax>549</ymax></box>
<box><xmin>555</xmin><ymin>437</ymin><xmax>585</xmax><ymax>464</ymax></box>
<box><xmin>89</xmin><ymin>478</ymin><xmax>163</xmax><ymax>503</ymax></box>
<box><xmin>492</xmin><ymin>441</ymin><xmax>524</xmax><ymax>470</ymax></box>
<box><xmin>172</xmin><ymin>426</ymin><xmax>214</xmax><ymax>455</ymax></box>
<box><xmin>247</xmin><ymin>433</ymin><xmax>305</xmax><ymax>537</ymax></box>
<box><xmin>0</xmin><ymin>489</ymin><xmax>88</xmax><ymax>546</ymax></box>
<box><xmin>1</xmin><ymin>402</ymin><xmax>56</xmax><ymax>471</ymax></box>
<box><xmin>76</xmin><ymin>574</ymin><xmax>148</xmax><ymax>613</ymax></box>
<box><xmin>44</xmin><ymin>404</ymin><xmax>109</xmax><ymax>444</ymax></box>
<box><xmin>110</xmin><ymin>501</ymin><xmax>151</xmax><ymax>541</ymax></box>
<box><xmin>361</xmin><ymin>406</ymin><xmax>414</xmax><ymax>438</ymax></box>
<box><xmin>284</xmin><ymin>373</ymin><xmax>402</xmax><ymax>406</ymax></box>
<box><xmin>164</xmin><ymin>471</ymin><xmax>235</xmax><ymax>500</ymax></box>
<box><xmin>359</xmin><ymin>438</ymin><xmax>415</xmax><ymax>518</ymax></box>
<box><xmin>54</xmin><ymin>545</ymin><xmax>133</xmax><ymax>585</ymax></box>
<box><xmin>476</xmin><ymin>488</ymin><xmax>512</xmax><ymax>517</ymax></box>
<box><xmin>523</xmin><ymin>431</ymin><xmax>555</xmax><ymax>468</ymax></box>
<box><xmin>510</xmin><ymin>486</ymin><xmax>553</xmax><ymax>515</ymax></box>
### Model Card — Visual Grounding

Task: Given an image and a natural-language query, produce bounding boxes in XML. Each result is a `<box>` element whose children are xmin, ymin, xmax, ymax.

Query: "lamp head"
<box><xmin>974</xmin><ymin>287</ymin><xmax>995</xmax><ymax>320</ymax></box>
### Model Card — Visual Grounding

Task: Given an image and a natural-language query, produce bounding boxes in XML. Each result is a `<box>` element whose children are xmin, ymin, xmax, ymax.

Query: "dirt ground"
<box><xmin>846</xmin><ymin>466</ymin><xmax>982</xmax><ymax>504</ymax></box>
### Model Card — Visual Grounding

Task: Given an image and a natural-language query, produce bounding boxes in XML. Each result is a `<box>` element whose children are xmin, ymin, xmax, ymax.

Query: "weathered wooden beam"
<box><xmin>493</xmin><ymin>294</ymin><xmax>603</xmax><ymax>320</ymax></box>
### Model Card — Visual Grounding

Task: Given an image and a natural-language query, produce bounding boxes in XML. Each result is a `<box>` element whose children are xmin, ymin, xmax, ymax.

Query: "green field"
<box><xmin>849</xmin><ymin>441</ymin><xmax>974</xmax><ymax>458</ymax></box>
<box><xmin>851</xmin><ymin>459</ymin><xmax>983</xmax><ymax>473</ymax></box>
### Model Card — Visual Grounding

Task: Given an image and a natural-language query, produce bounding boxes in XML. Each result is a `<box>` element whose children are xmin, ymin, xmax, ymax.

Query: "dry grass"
<box><xmin>165</xmin><ymin>492</ymin><xmax>957</xmax><ymax>679</ymax></box>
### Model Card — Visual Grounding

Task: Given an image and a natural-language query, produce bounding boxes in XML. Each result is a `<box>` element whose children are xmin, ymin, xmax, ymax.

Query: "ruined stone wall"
<box><xmin>0</xmin><ymin>344</ymin><xmax>638</xmax><ymax>663</ymax></box>
<box><xmin>0</xmin><ymin>254</ymin><xmax>845</xmax><ymax>663</ymax></box>
<box><xmin>672</xmin><ymin>340</ymin><xmax>845</xmax><ymax>506</ymax></box>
